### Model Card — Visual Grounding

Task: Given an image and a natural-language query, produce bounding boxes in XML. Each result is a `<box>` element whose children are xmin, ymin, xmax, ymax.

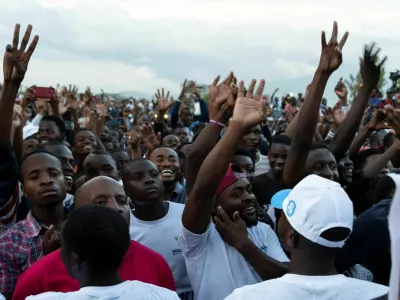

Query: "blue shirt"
<box><xmin>169</xmin><ymin>182</ymin><xmax>186</xmax><ymax>204</ymax></box>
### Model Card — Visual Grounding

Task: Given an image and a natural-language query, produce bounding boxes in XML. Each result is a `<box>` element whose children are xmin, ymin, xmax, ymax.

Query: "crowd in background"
<box><xmin>0</xmin><ymin>21</ymin><xmax>399</xmax><ymax>300</ymax></box>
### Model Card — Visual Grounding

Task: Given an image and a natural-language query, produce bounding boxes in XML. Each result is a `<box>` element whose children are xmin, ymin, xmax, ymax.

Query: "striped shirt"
<box><xmin>0</xmin><ymin>211</ymin><xmax>47</xmax><ymax>293</ymax></box>
<box><xmin>254</xmin><ymin>151</ymin><xmax>270</xmax><ymax>176</ymax></box>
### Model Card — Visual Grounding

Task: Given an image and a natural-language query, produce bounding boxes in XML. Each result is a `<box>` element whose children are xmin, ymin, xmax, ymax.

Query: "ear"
<box><xmin>282</xmin><ymin>228</ymin><xmax>297</xmax><ymax>250</ymax></box>
<box><xmin>68</xmin><ymin>252</ymin><xmax>83</xmax><ymax>280</ymax></box>
<box><xmin>21</xmin><ymin>183</ymin><xmax>27</xmax><ymax>198</ymax></box>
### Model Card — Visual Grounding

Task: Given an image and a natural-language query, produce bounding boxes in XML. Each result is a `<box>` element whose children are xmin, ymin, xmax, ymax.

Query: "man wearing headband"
<box><xmin>179</xmin><ymin>80</ymin><xmax>289</xmax><ymax>300</ymax></box>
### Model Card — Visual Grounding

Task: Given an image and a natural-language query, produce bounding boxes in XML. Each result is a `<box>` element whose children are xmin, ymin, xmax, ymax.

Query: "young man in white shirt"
<box><xmin>225</xmin><ymin>175</ymin><xmax>389</xmax><ymax>300</ymax></box>
<box><xmin>27</xmin><ymin>205</ymin><xmax>179</xmax><ymax>300</ymax></box>
<box><xmin>123</xmin><ymin>158</ymin><xmax>193</xmax><ymax>299</ymax></box>
<box><xmin>180</xmin><ymin>79</ymin><xmax>289</xmax><ymax>300</ymax></box>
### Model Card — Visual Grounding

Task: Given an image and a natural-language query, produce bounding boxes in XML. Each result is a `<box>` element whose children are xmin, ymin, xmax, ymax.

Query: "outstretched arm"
<box><xmin>329</xmin><ymin>45</ymin><xmax>386</xmax><ymax>159</ymax></box>
<box><xmin>183</xmin><ymin>79</ymin><xmax>266</xmax><ymax>234</ymax></box>
<box><xmin>283</xmin><ymin>22</ymin><xmax>349</xmax><ymax>188</ymax></box>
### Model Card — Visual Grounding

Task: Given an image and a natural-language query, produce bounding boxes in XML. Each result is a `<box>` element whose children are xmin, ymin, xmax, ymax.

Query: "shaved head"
<box><xmin>74</xmin><ymin>176</ymin><xmax>130</xmax><ymax>225</ymax></box>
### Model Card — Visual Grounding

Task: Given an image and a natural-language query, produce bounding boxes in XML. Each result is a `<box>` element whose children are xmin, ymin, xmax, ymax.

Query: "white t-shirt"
<box><xmin>224</xmin><ymin>274</ymin><xmax>389</xmax><ymax>300</ymax></box>
<box><xmin>178</xmin><ymin>221</ymin><xmax>289</xmax><ymax>300</ymax></box>
<box><xmin>26</xmin><ymin>280</ymin><xmax>180</xmax><ymax>300</ymax></box>
<box><xmin>129</xmin><ymin>202</ymin><xmax>192</xmax><ymax>294</ymax></box>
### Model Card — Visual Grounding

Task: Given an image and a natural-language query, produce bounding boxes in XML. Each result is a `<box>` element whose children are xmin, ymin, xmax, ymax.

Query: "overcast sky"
<box><xmin>0</xmin><ymin>0</ymin><xmax>399</xmax><ymax>102</ymax></box>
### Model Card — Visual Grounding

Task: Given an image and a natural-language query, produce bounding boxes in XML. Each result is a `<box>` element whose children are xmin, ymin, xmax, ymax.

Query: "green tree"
<box><xmin>344</xmin><ymin>60</ymin><xmax>387</xmax><ymax>103</ymax></box>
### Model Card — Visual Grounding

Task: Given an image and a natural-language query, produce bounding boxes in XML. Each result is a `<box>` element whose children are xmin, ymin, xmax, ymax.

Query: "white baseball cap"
<box><xmin>271</xmin><ymin>175</ymin><xmax>354</xmax><ymax>248</ymax></box>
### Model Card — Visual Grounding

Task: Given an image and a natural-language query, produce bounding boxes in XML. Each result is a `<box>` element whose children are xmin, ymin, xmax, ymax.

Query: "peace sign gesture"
<box><xmin>3</xmin><ymin>24</ymin><xmax>39</xmax><ymax>85</ymax></box>
<box><xmin>318</xmin><ymin>21</ymin><xmax>349</xmax><ymax>74</ymax></box>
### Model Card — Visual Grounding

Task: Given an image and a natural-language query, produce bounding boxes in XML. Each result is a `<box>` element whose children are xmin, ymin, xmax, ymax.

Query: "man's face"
<box><xmin>103</xmin><ymin>142</ymin><xmax>114</xmax><ymax>152</ymax></box>
<box><xmin>73</xmin><ymin>130</ymin><xmax>97</xmax><ymax>155</ymax></box>
<box><xmin>162</xmin><ymin>135</ymin><xmax>180</xmax><ymax>149</ymax></box>
<box><xmin>123</xmin><ymin>160</ymin><xmax>164</xmax><ymax>204</ymax></box>
<box><xmin>268</xmin><ymin>143</ymin><xmax>290</xmax><ymax>176</ymax></box>
<box><xmin>75</xmin><ymin>177</ymin><xmax>130</xmax><ymax>225</ymax></box>
<box><xmin>338</xmin><ymin>155</ymin><xmax>354</xmax><ymax>185</ymax></box>
<box><xmin>21</xmin><ymin>153</ymin><xmax>67</xmax><ymax>207</ymax></box>
<box><xmin>241</xmin><ymin>125</ymin><xmax>262</xmax><ymax>151</ymax></box>
<box><xmin>111</xmin><ymin>151</ymin><xmax>130</xmax><ymax>174</ymax></box>
<box><xmin>217</xmin><ymin>178</ymin><xmax>258</xmax><ymax>227</ymax></box>
<box><xmin>180</xmin><ymin>109</ymin><xmax>194</xmax><ymax>127</ymax></box>
<box><xmin>231</xmin><ymin>155</ymin><xmax>255</xmax><ymax>177</ymax></box>
<box><xmin>83</xmin><ymin>154</ymin><xmax>119</xmax><ymax>181</ymax></box>
<box><xmin>44</xmin><ymin>144</ymin><xmax>75</xmax><ymax>193</ymax></box>
<box><xmin>174</xmin><ymin>128</ymin><xmax>190</xmax><ymax>145</ymax></box>
<box><xmin>38</xmin><ymin>121</ymin><xmax>62</xmax><ymax>144</ymax></box>
<box><xmin>149</xmin><ymin>147</ymin><xmax>180</xmax><ymax>185</ymax></box>
<box><xmin>304</xmin><ymin>148</ymin><xmax>339</xmax><ymax>182</ymax></box>
<box><xmin>100</xmin><ymin>125</ymin><xmax>110</xmax><ymax>140</ymax></box>
<box><xmin>22</xmin><ymin>139</ymin><xmax>38</xmax><ymax>157</ymax></box>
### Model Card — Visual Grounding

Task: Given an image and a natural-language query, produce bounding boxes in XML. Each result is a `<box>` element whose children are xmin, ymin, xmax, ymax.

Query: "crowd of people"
<box><xmin>0</xmin><ymin>21</ymin><xmax>399</xmax><ymax>300</ymax></box>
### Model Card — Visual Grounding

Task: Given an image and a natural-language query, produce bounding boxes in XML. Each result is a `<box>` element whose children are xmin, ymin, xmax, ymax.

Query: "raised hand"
<box><xmin>179</xmin><ymin>79</ymin><xmax>187</xmax><ymax>99</ymax></box>
<box><xmin>209</xmin><ymin>72</ymin><xmax>236</xmax><ymax>119</ymax></box>
<box><xmin>21</xmin><ymin>87</ymin><xmax>35</xmax><ymax>108</ymax></box>
<box><xmin>155</xmin><ymin>88</ymin><xmax>175</xmax><ymax>113</ymax></box>
<box><xmin>318</xmin><ymin>22</ymin><xmax>349</xmax><ymax>74</ymax></box>
<box><xmin>360</xmin><ymin>44</ymin><xmax>387</xmax><ymax>89</ymax></box>
<box><xmin>140</xmin><ymin>124</ymin><xmax>161</xmax><ymax>152</ymax></box>
<box><xmin>3</xmin><ymin>24</ymin><xmax>39</xmax><ymax>85</ymax></box>
<box><xmin>334</xmin><ymin>78</ymin><xmax>348</xmax><ymax>100</ymax></box>
<box><xmin>125</xmin><ymin>130</ymin><xmax>140</xmax><ymax>148</ymax></box>
<box><xmin>231</xmin><ymin>79</ymin><xmax>267</xmax><ymax>129</ymax></box>
<box><xmin>369</xmin><ymin>110</ymin><xmax>390</xmax><ymax>131</ymax></box>
<box><xmin>42</xmin><ymin>225</ymin><xmax>61</xmax><ymax>255</ymax></box>
<box><xmin>332</xmin><ymin>101</ymin><xmax>346</xmax><ymax>126</ymax></box>
<box><xmin>214</xmin><ymin>207</ymin><xmax>248</xmax><ymax>249</ymax></box>
<box><xmin>189</xmin><ymin>80</ymin><xmax>200</xmax><ymax>97</ymax></box>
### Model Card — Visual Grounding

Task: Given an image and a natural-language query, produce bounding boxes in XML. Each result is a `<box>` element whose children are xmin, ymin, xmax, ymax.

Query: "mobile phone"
<box><xmin>30</xmin><ymin>86</ymin><xmax>56</xmax><ymax>99</ymax></box>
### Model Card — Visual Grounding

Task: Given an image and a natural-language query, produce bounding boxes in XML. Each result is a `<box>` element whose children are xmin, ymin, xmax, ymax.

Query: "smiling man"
<box><xmin>149</xmin><ymin>147</ymin><xmax>186</xmax><ymax>204</ymax></box>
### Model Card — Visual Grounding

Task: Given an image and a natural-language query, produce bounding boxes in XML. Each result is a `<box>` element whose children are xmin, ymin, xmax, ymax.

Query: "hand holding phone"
<box><xmin>30</xmin><ymin>86</ymin><xmax>56</xmax><ymax>99</ymax></box>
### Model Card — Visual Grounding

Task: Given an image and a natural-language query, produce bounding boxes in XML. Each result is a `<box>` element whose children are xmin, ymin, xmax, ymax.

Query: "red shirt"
<box><xmin>13</xmin><ymin>241</ymin><xmax>175</xmax><ymax>300</ymax></box>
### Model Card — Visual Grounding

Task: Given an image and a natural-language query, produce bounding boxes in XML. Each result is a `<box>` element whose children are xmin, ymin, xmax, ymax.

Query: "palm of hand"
<box><xmin>333</xmin><ymin>108</ymin><xmax>345</xmax><ymax>125</ymax></box>
<box><xmin>320</xmin><ymin>47</ymin><xmax>342</xmax><ymax>73</ymax></box>
<box><xmin>157</xmin><ymin>98</ymin><xmax>170</xmax><ymax>112</ymax></box>
<box><xmin>232</xmin><ymin>96</ymin><xmax>266</xmax><ymax>127</ymax></box>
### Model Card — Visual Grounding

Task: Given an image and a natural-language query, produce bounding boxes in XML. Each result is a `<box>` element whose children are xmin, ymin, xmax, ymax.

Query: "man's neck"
<box><xmin>80</xmin><ymin>271</ymin><xmax>122</xmax><ymax>288</ymax></box>
<box><xmin>133</xmin><ymin>201</ymin><xmax>169</xmax><ymax>222</ymax></box>
<box><xmin>289</xmin><ymin>252</ymin><xmax>338</xmax><ymax>276</ymax></box>
<box><xmin>163</xmin><ymin>181</ymin><xmax>177</xmax><ymax>200</ymax></box>
<box><xmin>31</xmin><ymin>201</ymin><xmax>65</xmax><ymax>230</ymax></box>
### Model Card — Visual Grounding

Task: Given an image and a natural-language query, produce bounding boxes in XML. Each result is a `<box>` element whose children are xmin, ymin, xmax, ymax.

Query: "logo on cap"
<box><xmin>286</xmin><ymin>200</ymin><xmax>296</xmax><ymax>217</ymax></box>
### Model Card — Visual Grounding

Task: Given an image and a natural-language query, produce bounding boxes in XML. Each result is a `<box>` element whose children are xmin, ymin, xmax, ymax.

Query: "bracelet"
<box><xmin>210</xmin><ymin>119</ymin><xmax>225</xmax><ymax>128</ymax></box>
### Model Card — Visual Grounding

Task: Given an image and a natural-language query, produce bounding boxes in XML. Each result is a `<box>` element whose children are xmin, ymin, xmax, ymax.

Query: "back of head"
<box><xmin>61</xmin><ymin>205</ymin><xmax>130</xmax><ymax>276</ymax></box>
<box><xmin>372</xmin><ymin>175</ymin><xmax>396</xmax><ymax>204</ymax></box>
<box><xmin>272</xmin><ymin>175</ymin><xmax>353</xmax><ymax>260</ymax></box>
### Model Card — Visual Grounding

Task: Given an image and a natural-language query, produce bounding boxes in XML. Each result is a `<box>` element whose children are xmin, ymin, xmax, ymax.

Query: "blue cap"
<box><xmin>271</xmin><ymin>189</ymin><xmax>292</xmax><ymax>209</ymax></box>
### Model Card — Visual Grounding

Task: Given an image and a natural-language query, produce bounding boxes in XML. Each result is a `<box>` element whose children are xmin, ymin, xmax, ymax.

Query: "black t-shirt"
<box><xmin>251</xmin><ymin>172</ymin><xmax>286</xmax><ymax>222</ymax></box>
<box><xmin>251</xmin><ymin>173</ymin><xmax>286</xmax><ymax>206</ymax></box>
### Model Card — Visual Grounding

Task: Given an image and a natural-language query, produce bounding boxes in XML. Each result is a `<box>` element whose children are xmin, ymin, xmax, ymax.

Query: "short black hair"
<box><xmin>20</xmin><ymin>149</ymin><xmax>61</xmax><ymax>183</ymax></box>
<box><xmin>72</xmin><ymin>128</ymin><xmax>93</xmax><ymax>144</ymax></box>
<box><xmin>372</xmin><ymin>175</ymin><xmax>396</xmax><ymax>203</ymax></box>
<box><xmin>41</xmin><ymin>115</ymin><xmax>66</xmax><ymax>135</ymax></box>
<box><xmin>61</xmin><ymin>205</ymin><xmax>130</xmax><ymax>275</ymax></box>
<box><xmin>147</xmin><ymin>146</ymin><xmax>179</xmax><ymax>159</ymax></box>
<box><xmin>353</xmin><ymin>148</ymin><xmax>382</xmax><ymax>171</ymax></box>
<box><xmin>173</xmin><ymin>124</ymin><xmax>189</xmax><ymax>131</ymax></box>
<box><xmin>234</xmin><ymin>147</ymin><xmax>255</xmax><ymax>164</ymax></box>
<box><xmin>122</xmin><ymin>157</ymin><xmax>149</xmax><ymax>180</ymax></box>
<box><xmin>24</xmin><ymin>135</ymin><xmax>37</xmax><ymax>141</ymax></box>
<box><xmin>270</xmin><ymin>134</ymin><xmax>292</xmax><ymax>146</ymax></box>
<box><xmin>177</xmin><ymin>142</ymin><xmax>192</xmax><ymax>150</ymax></box>
<box><xmin>83</xmin><ymin>150</ymin><xmax>116</xmax><ymax>166</ymax></box>
<box><xmin>310</xmin><ymin>141</ymin><xmax>329</xmax><ymax>151</ymax></box>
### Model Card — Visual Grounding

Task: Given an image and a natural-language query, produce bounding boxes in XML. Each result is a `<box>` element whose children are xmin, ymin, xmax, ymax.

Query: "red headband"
<box><xmin>216</xmin><ymin>164</ymin><xmax>247</xmax><ymax>196</ymax></box>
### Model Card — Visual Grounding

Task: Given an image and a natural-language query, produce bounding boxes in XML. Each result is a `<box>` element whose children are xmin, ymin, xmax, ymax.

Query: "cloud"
<box><xmin>0</xmin><ymin>0</ymin><xmax>399</xmax><ymax>103</ymax></box>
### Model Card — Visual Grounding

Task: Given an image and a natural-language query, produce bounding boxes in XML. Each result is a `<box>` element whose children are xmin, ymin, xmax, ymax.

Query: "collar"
<box><xmin>25</xmin><ymin>211</ymin><xmax>48</xmax><ymax>238</ymax></box>
<box><xmin>173</xmin><ymin>181</ymin><xmax>185</xmax><ymax>195</ymax></box>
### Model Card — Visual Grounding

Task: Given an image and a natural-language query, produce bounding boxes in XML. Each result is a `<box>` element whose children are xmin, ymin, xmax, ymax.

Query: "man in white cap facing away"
<box><xmin>225</xmin><ymin>175</ymin><xmax>388</xmax><ymax>300</ymax></box>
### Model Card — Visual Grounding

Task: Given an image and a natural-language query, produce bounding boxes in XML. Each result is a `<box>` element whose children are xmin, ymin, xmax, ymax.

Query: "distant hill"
<box><xmin>117</xmin><ymin>90</ymin><xmax>153</xmax><ymax>100</ymax></box>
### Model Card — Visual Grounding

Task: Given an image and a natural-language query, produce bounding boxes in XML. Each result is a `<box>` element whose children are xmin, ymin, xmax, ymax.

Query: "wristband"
<box><xmin>210</xmin><ymin>119</ymin><xmax>225</xmax><ymax>128</ymax></box>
